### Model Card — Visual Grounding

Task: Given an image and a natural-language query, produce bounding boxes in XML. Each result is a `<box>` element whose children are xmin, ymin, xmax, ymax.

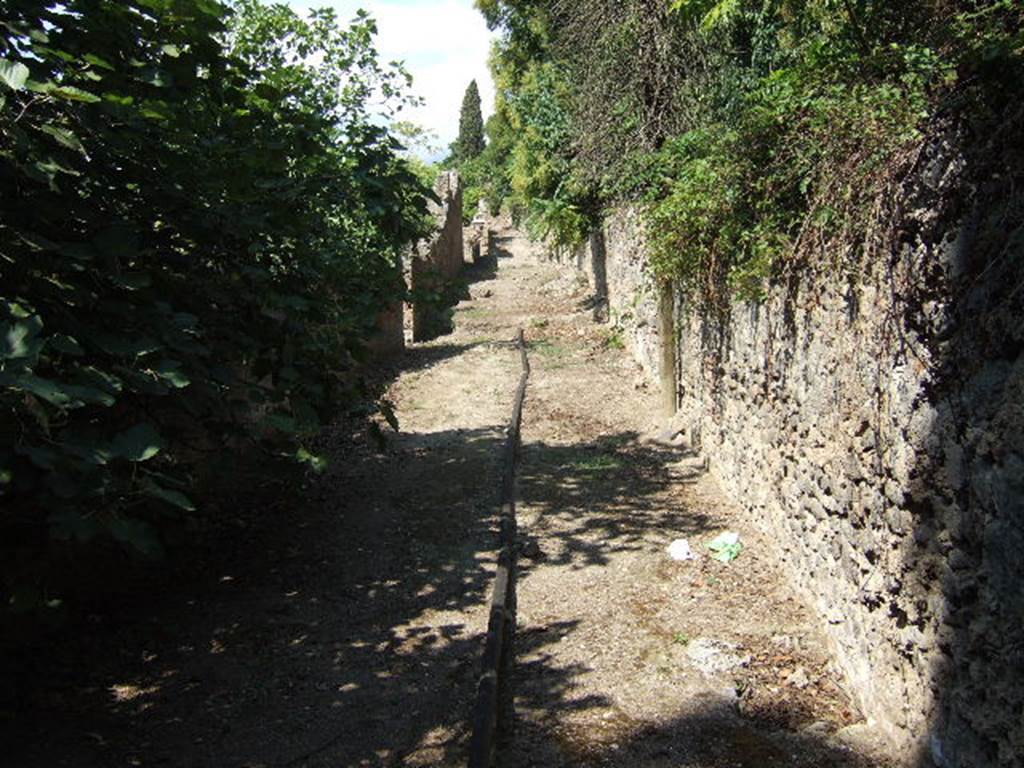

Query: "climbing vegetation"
<box><xmin>0</xmin><ymin>0</ymin><xmax>430</xmax><ymax>600</ymax></box>
<box><xmin>474</xmin><ymin>0</ymin><xmax>1023</xmax><ymax>294</ymax></box>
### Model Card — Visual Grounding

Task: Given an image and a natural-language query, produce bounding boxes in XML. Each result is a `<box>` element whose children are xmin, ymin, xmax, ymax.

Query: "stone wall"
<box><xmin>670</xmin><ymin>131</ymin><xmax>1022</xmax><ymax>765</ymax></box>
<box><xmin>545</xmin><ymin>208</ymin><xmax>664</xmax><ymax>377</ymax></box>
<box><xmin>464</xmin><ymin>219</ymin><xmax>492</xmax><ymax>264</ymax></box>
<box><xmin>543</xmin><ymin>130</ymin><xmax>1023</xmax><ymax>765</ymax></box>
<box><xmin>409</xmin><ymin>171</ymin><xmax>464</xmax><ymax>342</ymax></box>
<box><xmin>464</xmin><ymin>200</ymin><xmax>493</xmax><ymax>264</ymax></box>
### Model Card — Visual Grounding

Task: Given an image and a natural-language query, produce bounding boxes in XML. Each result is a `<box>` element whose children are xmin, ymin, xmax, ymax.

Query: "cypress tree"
<box><xmin>456</xmin><ymin>80</ymin><xmax>485</xmax><ymax>161</ymax></box>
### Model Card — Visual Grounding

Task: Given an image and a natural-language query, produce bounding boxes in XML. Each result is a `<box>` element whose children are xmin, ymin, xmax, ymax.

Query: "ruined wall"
<box><xmin>545</xmin><ymin>208</ymin><xmax>664</xmax><ymax>376</ymax></box>
<box><xmin>544</xmin><ymin>130</ymin><xmax>1024</xmax><ymax>766</ymax></box>
<box><xmin>409</xmin><ymin>171</ymin><xmax>463</xmax><ymax>342</ymax></box>
<box><xmin>464</xmin><ymin>221</ymin><xmax>492</xmax><ymax>265</ymax></box>
<box><xmin>464</xmin><ymin>200</ymin><xmax>493</xmax><ymax>264</ymax></box>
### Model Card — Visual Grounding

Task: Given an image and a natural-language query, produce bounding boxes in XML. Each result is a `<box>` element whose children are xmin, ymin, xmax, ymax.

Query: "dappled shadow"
<box><xmin>500</xmin><ymin>606</ymin><xmax>885</xmax><ymax>768</ymax></box>
<box><xmin>464</xmin><ymin>251</ymin><xmax>499</xmax><ymax>284</ymax></box>
<box><xmin>492</xmin><ymin>234</ymin><xmax>522</xmax><ymax>260</ymax></box>
<box><xmin>900</xmin><ymin>107</ymin><xmax>1024</xmax><ymax>767</ymax></box>
<box><xmin>1</xmin><ymin>421</ymin><xmax>518</xmax><ymax>767</ymax></box>
<box><xmin>517</xmin><ymin>432</ymin><xmax>710</xmax><ymax>569</ymax></box>
<box><xmin>500</xmin><ymin>430</ymin><xmax>884</xmax><ymax>764</ymax></box>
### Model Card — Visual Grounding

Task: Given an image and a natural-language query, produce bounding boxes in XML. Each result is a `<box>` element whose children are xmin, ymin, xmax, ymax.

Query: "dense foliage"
<box><xmin>0</xmin><ymin>0</ymin><xmax>430</xmax><ymax>602</ymax></box>
<box><xmin>454</xmin><ymin>79</ymin><xmax>486</xmax><ymax>162</ymax></box>
<box><xmin>473</xmin><ymin>0</ymin><xmax>1023</xmax><ymax>296</ymax></box>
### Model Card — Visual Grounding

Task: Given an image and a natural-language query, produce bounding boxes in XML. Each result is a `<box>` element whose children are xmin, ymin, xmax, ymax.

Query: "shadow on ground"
<box><xmin>492</xmin><ymin>234</ymin><xmax>522</xmax><ymax>261</ymax></box>
<box><xmin>504</xmin><ymin>651</ymin><xmax>884</xmax><ymax>768</ymax></box>
<box><xmin>2</xmin><ymin>423</ymin><xmax>510</xmax><ymax>768</ymax></box>
<box><xmin>516</xmin><ymin>433</ymin><xmax>707</xmax><ymax>569</ymax></box>
<box><xmin>498</xmin><ymin>429</ymin><xmax>889</xmax><ymax>767</ymax></box>
<box><xmin>0</xmin><ymin>418</ymin><xmax>876</xmax><ymax>768</ymax></box>
<box><xmin>464</xmin><ymin>251</ymin><xmax>499</xmax><ymax>283</ymax></box>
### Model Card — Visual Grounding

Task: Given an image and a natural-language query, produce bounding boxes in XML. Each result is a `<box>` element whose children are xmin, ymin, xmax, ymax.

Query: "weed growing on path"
<box><xmin>565</xmin><ymin>453</ymin><xmax>623</xmax><ymax>472</ymax></box>
<box><xmin>530</xmin><ymin>339</ymin><xmax>571</xmax><ymax>369</ymax></box>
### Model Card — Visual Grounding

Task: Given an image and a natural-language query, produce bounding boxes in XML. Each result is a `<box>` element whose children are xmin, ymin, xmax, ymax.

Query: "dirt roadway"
<box><xmin>4</xmin><ymin>227</ymin><xmax>893</xmax><ymax>768</ymax></box>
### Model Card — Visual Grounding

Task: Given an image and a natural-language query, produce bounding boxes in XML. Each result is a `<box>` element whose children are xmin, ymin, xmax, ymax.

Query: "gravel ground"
<box><xmin>3</xmin><ymin>226</ymin><xmax>895</xmax><ymax>768</ymax></box>
<box><xmin>480</xmin><ymin>230</ymin><xmax>895</xmax><ymax>768</ymax></box>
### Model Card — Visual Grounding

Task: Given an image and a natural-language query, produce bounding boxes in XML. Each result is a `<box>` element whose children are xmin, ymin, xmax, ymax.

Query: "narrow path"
<box><xmin>6</xmin><ymin>226</ymin><xmax>890</xmax><ymax>768</ymax></box>
<box><xmin>6</xmin><ymin>241</ymin><xmax>525</xmax><ymax>768</ymax></box>
<box><xmin>476</xmin><ymin>229</ymin><xmax>891</xmax><ymax>767</ymax></box>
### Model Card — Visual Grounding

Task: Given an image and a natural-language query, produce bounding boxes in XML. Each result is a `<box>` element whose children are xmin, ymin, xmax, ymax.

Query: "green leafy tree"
<box><xmin>454</xmin><ymin>79</ymin><xmax>486</xmax><ymax>161</ymax></box>
<box><xmin>0</xmin><ymin>0</ymin><xmax>430</xmax><ymax>595</ymax></box>
<box><xmin>475</xmin><ymin>0</ymin><xmax>1023</xmax><ymax>291</ymax></box>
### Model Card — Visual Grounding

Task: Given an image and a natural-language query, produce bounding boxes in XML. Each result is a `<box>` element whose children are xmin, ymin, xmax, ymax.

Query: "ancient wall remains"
<box><xmin>464</xmin><ymin>200</ymin><xmax>493</xmax><ymax>264</ymax></box>
<box><xmin>545</xmin><ymin>208</ymin><xmax>664</xmax><ymax>376</ymax></box>
<box><xmin>543</xmin><ymin>133</ymin><xmax>1023</xmax><ymax>766</ymax></box>
<box><xmin>409</xmin><ymin>171</ymin><xmax>464</xmax><ymax>342</ymax></box>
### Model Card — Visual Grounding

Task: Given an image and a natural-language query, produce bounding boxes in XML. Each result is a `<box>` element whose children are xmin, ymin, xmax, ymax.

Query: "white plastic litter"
<box><xmin>667</xmin><ymin>538</ymin><xmax>696</xmax><ymax>561</ymax></box>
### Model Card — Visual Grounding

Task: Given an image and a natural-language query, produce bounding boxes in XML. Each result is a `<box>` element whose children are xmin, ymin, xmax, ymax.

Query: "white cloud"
<box><xmin>286</xmin><ymin>0</ymin><xmax>496</xmax><ymax>159</ymax></box>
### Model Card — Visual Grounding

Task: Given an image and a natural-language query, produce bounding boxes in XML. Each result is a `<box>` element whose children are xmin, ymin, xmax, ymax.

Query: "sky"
<box><xmin>285</xmin><ymin>0</ymin><xmax>497</xmax><ymax>159</ymax></box>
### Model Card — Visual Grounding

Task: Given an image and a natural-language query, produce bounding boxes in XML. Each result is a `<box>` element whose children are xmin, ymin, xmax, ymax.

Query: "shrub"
<box><xmin>0</xmin><ymin>0</ymin><xmax>430</xmax><ymax>587</ymax></box>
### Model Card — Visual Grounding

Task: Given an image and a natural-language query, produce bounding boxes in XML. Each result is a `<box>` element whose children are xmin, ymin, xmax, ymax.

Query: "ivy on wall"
<box><xmin>470</xmin><ymin>0</ymin><xmax>1022</xmax><ymax>294</ymax></box>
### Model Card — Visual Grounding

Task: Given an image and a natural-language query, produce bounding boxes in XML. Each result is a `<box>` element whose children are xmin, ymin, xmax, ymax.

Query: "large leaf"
<box><xmin>151</xmin><ymin>359</ymin><xmax>190</xmax><ymax>389</ymax></box>
<box><xmin>143</xmin><ymin>482</ymin><xmax>196</xmax><ymax>511</ymax></box>
<box><xmin>50</xmin><ymin>85</ymin><xmax>101</xmax><ymax>103</ymax></box>
<box><xmin>0</xmin><ymin>372</ymin><xmax>72</xmax><ymax>406</ymax></box>
<box><xmin>38</xmin><ymin>124</ymin><xmax>87</xmax><ymax>154</ymax></box>
<box><xmin>62</xmin><ymin>383</ymin><xmax>116</xmax><ymax>406</ymax></box>
<box><xmin>64</xmin><ymin>439</ymin><xmax>115</xmax><ymax>466</ymax></box>
<box><xmin>1</xmin><ymin>316</ymin><xmax>44</xmax><ymax>360</ymax></box>
<box><xmin>0</xmin><ymin>59</ymin><xmax>30</xmax><ymax>91</ymax></box>
<box><xmin>107</xmin><ymin>517</ymin><xmax>164</xmax><ymax>558</ymax></box>
<box><xmin>73</xmin><ymin>366</ymin><xmax>123</xmax><ymax>394</ymax></box>
<box><xmin>110</xmin><ymin>423</ymin><xmax>164</xmax><ymax>462</ymax></box>
<box><xmin>83</xmin><ymin>53</ymin><xmax>114</xmax><ymax>70</ymax></box>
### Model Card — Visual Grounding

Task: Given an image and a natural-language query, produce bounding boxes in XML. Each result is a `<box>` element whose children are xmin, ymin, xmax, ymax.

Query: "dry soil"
<box><xmin>3</xmin><ymin>226</ymin><xmax>894</xmax><ymax>768</ymax></box>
